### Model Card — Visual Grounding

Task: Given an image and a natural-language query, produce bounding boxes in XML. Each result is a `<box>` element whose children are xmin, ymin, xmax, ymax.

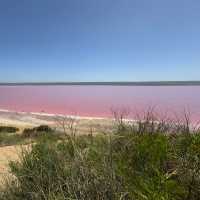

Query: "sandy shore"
<box><xmin>0</xmin><ymin>109</ymin><xmax>115</xmax><ymax>135</ymax></box>
<box><xmin>0</xmin><ymin>145</ymin><xmax>20</xmax><ymax>177</ymax></box>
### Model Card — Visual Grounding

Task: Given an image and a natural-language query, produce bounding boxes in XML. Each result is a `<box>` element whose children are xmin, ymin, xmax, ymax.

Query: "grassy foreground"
<box><xmin>0</xmin><ymin>116</ymin><xmax>200</xmax><ymax>200</ymax></box>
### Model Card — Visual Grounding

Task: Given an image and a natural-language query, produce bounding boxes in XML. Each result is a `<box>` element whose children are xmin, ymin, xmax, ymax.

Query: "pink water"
<box><xmin>0</xmin><ymin>86</ymin><xmax>200</xmax><ymax>121</ymax></box>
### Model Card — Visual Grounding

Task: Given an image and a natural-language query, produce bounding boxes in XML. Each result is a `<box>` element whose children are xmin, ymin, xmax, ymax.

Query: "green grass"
<box><xmin>0</xmin><ymin>132</ymin><xmax>27</xmax><ymax>147</ymax></box>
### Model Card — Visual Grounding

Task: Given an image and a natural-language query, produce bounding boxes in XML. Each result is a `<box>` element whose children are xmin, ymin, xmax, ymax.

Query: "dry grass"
<box><xmin>0</xmin><ymin>144</ymin><xmax>30</xmax><ymax>185</ymax></box>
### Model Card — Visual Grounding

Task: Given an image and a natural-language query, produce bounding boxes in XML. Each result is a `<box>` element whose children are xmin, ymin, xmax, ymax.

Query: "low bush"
<box><xmin>0</xmin><ymin>126</ymin><xmax>19</xmax><ymax>133</ymax></box>
<box><xmin>33</xmin><ymin>125</ymin><xmax>53</xmax><ymax>132</ymax></box>
<box><xmin>22</xmin><ymin>125</ymin><xmax>53</xmax><ymax>138</ymax></box>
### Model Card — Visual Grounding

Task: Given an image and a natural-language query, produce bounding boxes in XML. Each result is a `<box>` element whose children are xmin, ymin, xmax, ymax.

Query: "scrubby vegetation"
<box><xmin>22</xmin><ymin>125</ymin><xmax>53</xmax><ymax>138</ymax></box>
<box><xmin>0</xmin><ymin>132</ymin><xmax>23</xmax><ymax>146</ymax></box>
<box><xmin>0</xmin><ymin>125</ymin><xmax>56</xmax><ymax>147</ymax></box>
<box><xmin>0</xmin><ymin>113</ymin><xmax>200</xmax><ymax>200</ymax></box>
<box><xmin>0</xmin><ymin>126</ymin><xmax>19</xmax><ymax>133</ymax></box>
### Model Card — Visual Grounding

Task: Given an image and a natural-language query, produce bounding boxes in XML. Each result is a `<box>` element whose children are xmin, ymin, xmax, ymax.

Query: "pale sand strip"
<box><xmin>0</xmin><ymin>144</ymin><xmax>31</xmax><ymax>185</ymax></box>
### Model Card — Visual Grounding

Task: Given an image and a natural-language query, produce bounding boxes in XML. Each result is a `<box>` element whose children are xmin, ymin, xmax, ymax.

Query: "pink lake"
<box><xmin>0</xmin><ymin>86</ymin><xmax>200</xmax><ymax>121</ymax></box>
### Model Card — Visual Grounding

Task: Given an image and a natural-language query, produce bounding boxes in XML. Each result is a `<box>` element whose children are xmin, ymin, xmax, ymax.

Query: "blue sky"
<box><xmin>0</xmin><ymin>0</ymin><xmax>200</xmax><ymax>82</ymax></box>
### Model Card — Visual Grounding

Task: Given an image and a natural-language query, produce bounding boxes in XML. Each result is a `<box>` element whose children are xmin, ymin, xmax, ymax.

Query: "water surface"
<box><xmin>0</xmin><ymin>86</ymin><xmax>200</xmax><ymax>121</ymax></box>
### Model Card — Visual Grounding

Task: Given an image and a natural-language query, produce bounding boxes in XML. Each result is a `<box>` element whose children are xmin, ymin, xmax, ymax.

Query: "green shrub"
<box><xmin>174</xmin><ymin>133</ymin><xmax>200</xmax><ymax>199</ymax></box>
<box><xmin>22</xmin><ymin>125</ymin><xmax>53</xmax><ymax>138</ymax></box>
<box><xmin>2</xmin><ymin>135</ymin><xmax>128</xmax><ymax>200</ymax></box>
<box><xmin>33</xmin><ymin>125</ymin><xmax>53</xmax><ymax>133</ymax></box>
<box><xmin>0</xmin><ymin>126</ymin><xmax>19</xmax><ymax>133</ymax></box>
<box><xmin>1</xmin><ymin>121</ymin><xmax>200</xmax><ymax>200</ymax></box>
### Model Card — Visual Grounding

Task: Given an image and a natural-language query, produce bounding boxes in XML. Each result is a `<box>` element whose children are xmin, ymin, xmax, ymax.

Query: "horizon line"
<box><xmin>0</xmin><ymin>81</ymin><xmax>200</xmax><ymax>86</ymax></box>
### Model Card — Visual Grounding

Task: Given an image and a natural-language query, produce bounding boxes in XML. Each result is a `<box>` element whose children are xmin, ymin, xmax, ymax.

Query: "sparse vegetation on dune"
<box><xmin>22</xmin><ymin>125</ymin><xmax>54</xmax><ymax>138</ymax></box>
<box><xmin>0</xmin><ymin>125</ymin><xmax>56</xmax><ymax>147</ymax></box>
<box><xmin>0</xmin><ymin>126</ymin><xmax>19</xmax><ymax>133</ymax></box>
<box><xmin>0</xmin><ymin>112</ymin><xmax>200</xmax><ymax>200</ymax></box>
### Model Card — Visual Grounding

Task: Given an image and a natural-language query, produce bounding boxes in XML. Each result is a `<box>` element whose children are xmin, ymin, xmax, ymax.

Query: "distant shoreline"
<box><xmin>0</xmin><ymin>108</ymin><xmax>135</xmax><ymax>123</ymax></box>
<box><xmin>0</xmin><ymin>81</ymin><xmax>200</xmax><ymax>86</ymax></box>
<box><xmin>0</xmin><ymin>109</ymin><xmax>109</xmax><ymax>121</ymax></box>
